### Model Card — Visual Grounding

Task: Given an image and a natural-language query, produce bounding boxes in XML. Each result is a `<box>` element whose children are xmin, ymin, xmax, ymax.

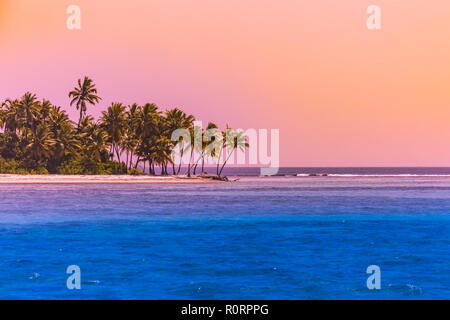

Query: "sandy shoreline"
<box><xmin>0</xmin><ymin>174</ymin><xmax>221</xmax><ymax>184</ymax></box>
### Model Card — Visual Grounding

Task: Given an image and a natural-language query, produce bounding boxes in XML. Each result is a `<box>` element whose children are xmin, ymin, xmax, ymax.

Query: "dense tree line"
<box><xmin>0</xmin><ymin>77</ymin><xmax>248</xmax><ymax>176</ymax></box>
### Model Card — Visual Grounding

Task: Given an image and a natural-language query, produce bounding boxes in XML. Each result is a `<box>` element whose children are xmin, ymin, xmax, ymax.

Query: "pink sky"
<box><xmin>1</xmin><ymin>0</ymin><xmax>450</xmax><ymax>166</ymax></box>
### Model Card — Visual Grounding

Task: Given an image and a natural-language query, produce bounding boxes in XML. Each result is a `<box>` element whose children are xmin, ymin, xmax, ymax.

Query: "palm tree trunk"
<box><xmin>193</xmin><ymin>163</ymin><xmax>198</xmax><ymax>175</ymax></box>
<box><xmin>115</xmin><ymin>144</ymin><xmax>121</xmax><ymax>163</ymax></box>
<box><xmin>201</xmin><ymin>156</ymin><xmax>205</xmax><ymax>174</ymax></box>
<box><xmin>187</xmin><ymin>146</ymin><xmax>194</xmax><ymax>177</ymax></box>
<box><xmin>190</xmin><ymin>151</ymin><xmax>203</xmax><ymax>176</ymax></box>
<box><xmin>219</xmin><ymin>150</ymin><xmax>234</xmax><ymax>177</ymax></box>
<box><xmin>134</xmin><ymin>157</ymin><xmax>140</xmax><ymax>169</ymax></box>
<box><xmin>109</xmin><ymin>145</ymin><xmax>114</xmax><ymax>161</ymax></box>
<box><xmin>216</xmin><ymin>146</ymin><xmax>224</xmax><ymax>176</ymax></box>
<box><xmin>78</xmin><ymin>107</ymin><xmax>83</xmax><ymax>128</ymax></box>
<box><xmin>177</xmin><ymin>147</ymin><xmax>184</xmax><ymax>175</ymax></box>
<box><xmin>114</xmin><ymin>143</ymin><xmax>122</xmax><ymax>173</ymax></box>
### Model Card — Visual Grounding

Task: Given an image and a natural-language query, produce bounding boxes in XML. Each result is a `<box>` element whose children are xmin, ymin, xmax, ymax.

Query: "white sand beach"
<box><xmin>0</xmin><ymin>174</ymin><xmax>221</xmax><ymax>184</ymax></box>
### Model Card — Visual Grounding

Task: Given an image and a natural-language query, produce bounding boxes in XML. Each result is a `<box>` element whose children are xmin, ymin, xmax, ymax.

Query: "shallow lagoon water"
<box><xmin>0</xmin><ymin>176</ymin><xmax>449</xmax><ymax>299</ymax></box>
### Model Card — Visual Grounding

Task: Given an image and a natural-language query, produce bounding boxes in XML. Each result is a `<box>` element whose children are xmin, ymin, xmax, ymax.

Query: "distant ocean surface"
<box><xmin>220</xmin><ymin>166</ymin><xmax>450</xmax><ymax>176</ymax></box>
<box><xmin>0</xmin><ymin>168</ymin><xmax>449</xmax><ymax>299</ymax></box>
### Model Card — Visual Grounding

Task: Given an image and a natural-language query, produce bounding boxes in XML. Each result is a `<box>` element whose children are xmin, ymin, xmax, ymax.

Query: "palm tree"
<box><xmin>1</xmin><ymin>77</ymin><xmax>244</xmax><ymax>178</ymax></box>
<box><xmin>26</xmin><ymin>124</ymin><xmax>56</xmax><ymax>163</ymax></box>
<box><xmin>0</xmin><ymin>99</ymin><xmax>21</xmax><ymax>133</ymax></box>
<box><xmin>122</xmin><ymin>132</ymin><xmax>138</xmax><ymax>171</ymax></box>
<box><xmin>100</xmin><ymin>103</ymin><xmax>126</xmax><ymax>165</ymax></box>
<box><xmin>48</xmin><ymin>106</ymin><xmax>73</xmax><ymax>136</ymax></box>
<box><xmin>17</xmin><ymin>93</ymin><xmax>39</xmax><ymax>139</ymax></box>
<box><xmin>191</xmin><ymin>122</ymin><xmax>218</xmax><ymax>175</ymax></box>
<box><xmin>164</xmin><ymin>108</ymin><xmax>194</xmax><ymax>175</ymax></box>
<box><xmin>133</xmin><ymin>103</ymin><xmax>161</xmax><ymax>172</ymax></box>
<box><xmin>85</xmin><ymin>123</ymin><xmax>110</xmax><ymax>163</ymax></box>
<box><xmin>69</xmin><ymin>77</ymin><xmax>101</xmax><ymax>128</ymax></box>
<box><xmin>47</xmin><ymin>106</ymin><xmax>80</xmax><ymax>170</ymax></box>
<box><xmin>217</xmin><ymin>128</ymin><xmax>249</xmax><ymax>177</ymax></box>
<box><xmin>136</xmin><ymin>103</ymin><xmax>160</xmax><ymax>138</ymax></box>
<box><xmin>123</xmin><ymin>104</ymin><xmax>140</xmax><ymax>170</ymax></box>
<box><xmin>186</xmin><ymin>122</ymin><xmax>203</xmax><ymax>177</ymax></box>
<box><xmin>38</xmin><ymin>99</ymin><xmax>52</xmax><ymax>123</ymax></box>
<box><xmin>152</xmin><ymin>136</ymin><xmax>173</xmax><ymax>175</ymax></box>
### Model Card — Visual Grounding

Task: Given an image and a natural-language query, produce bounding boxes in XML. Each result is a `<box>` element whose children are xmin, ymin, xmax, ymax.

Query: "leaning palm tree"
<box><xmin>217</xmin><ymin>127</ymin><xmax>249</xmax><ymax>177</ymax></box>
<box><xmin>69</xmin><ymin>77</ymin><xmax>101</xmax><ymax>128</ymax></box>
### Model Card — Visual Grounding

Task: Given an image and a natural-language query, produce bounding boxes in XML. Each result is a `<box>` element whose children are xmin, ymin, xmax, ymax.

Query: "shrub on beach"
<box><xmin>97</xmin><ymin>161</ymin><xmax>128</xmax><ymax>175</ymax></box>
<box><xmin>57</xmin><ymin>157</ymin><xmax>127</xmax><ymax>175</ymax></box>
<box><xmin>0</xmin><ymin>157</ymin><xmax>22</xmax><ymax>174</ymax></box>
<box><xmin>128</xmin><ymin>168</ymin><xmax>144</xmax><ymax>176</ymax></box>
<box><xmin>0</xmin><ymin>157</ymin><xmax>49</xmax><ymax>174</ymax></box>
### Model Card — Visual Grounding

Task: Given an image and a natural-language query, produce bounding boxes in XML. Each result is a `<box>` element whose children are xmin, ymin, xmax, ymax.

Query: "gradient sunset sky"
<box><xmin>1</xmin><ymin>0</ymin><xmax>449</xmax><ymax>166</ymax></box>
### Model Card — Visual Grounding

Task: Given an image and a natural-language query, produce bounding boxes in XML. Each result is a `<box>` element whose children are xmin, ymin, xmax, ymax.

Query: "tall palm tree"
<box><xmin>17</xmin><ymin>93</ymin><xmax>39</xmax><ymax>139</ymax></box>
<box><xmin>69</xmin><ymin>77</ymin><xmax>101</xmax><ymax>128</ymax></box>
<box><xmin>164</xmin><ymin>108</ymin><xmax>194</xmax><ymax>175</ymax></box>
<box><xmin>100</xmin><ymin>103</ymin><xmax>126</xmax><ymax>165</ymax></box>
<box><xmin>136</xmin><ymin>103</ymin><xmax>160</xmax><ymax>138</ymax></box>
<box><xmin>133</xmin><ymin>103</ymin><xmax>161</xmax><ymax>172</ymax></box>
<box><xmin>191</xmin><ymin>122</ymin><xmax>218</xmax><ymax>175</ymax></box>
<box><xmin>123</xmin><ymin>104</ymin><xmax>140</xmax><ymax>170</ymax></box>
<box><xmin>186</xmin><ymin>122</ymin><xmax>203</xmax><ymax>177</ymax></box>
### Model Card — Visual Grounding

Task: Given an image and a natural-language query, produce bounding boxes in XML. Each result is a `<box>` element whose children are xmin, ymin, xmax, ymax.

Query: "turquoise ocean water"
<box><xmin>0</xmin><ymin>172</ymin><xmax>449</xmax><ymax>299</ymax></box>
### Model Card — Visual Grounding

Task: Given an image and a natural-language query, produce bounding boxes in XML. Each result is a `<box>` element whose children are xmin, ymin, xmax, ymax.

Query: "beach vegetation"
<box><xmin>0</xmin><ymin>77</ymin><xmax>248</xmax><ymax>177</ymax></box>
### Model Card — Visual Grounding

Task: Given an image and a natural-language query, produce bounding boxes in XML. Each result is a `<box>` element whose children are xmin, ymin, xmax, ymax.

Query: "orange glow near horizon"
<box><xmin>0</xmin><ymin>0</ymin><xmax>10</xmax><ymax>31</ymax></box>
<box><xmin>1</xmin><ymin>0</ymin><xmax>450</xmax><ymax>166</ymax></box>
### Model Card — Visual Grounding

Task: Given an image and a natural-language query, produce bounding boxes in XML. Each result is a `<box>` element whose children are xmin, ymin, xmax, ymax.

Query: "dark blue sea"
<box><xmin>0</xmin><ymin>168</ymin><xmax>449</xmax><ymax>299</ymax></box>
